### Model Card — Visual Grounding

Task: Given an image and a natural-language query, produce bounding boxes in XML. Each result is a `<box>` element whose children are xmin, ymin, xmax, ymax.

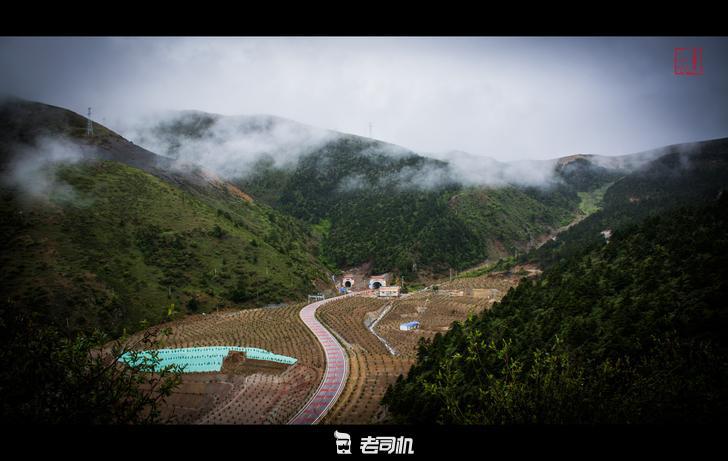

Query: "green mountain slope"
<box><xmin>0</xmin><ymin>99</ymin><xmax>332</xmax><ymax>337</ymax></box>
<box><xmin>383</xmin><ymin>196</ymin><xmax>728</xmax><ymax>423</ymax></box>
<box><xmin>244</xmin><ymin>137</ymin><xmax>623</xmax><ymax>275</ymax></box>
<box><xmin>134</xmin><ymin>111</ymin><xmax>618</xmax><ymax>276</ymax></box>
<box><xmin>530</xmin><ymin>137</ymin><xmax>728</xmax><ymax>267</ymax></box>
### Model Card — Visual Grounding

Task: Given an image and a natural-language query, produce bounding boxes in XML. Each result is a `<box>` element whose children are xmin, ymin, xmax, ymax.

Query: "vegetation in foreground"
<box><xmin>0</xmin><ymin>303</ymin><xmax>182</xmax><ymax>424</ymax></box>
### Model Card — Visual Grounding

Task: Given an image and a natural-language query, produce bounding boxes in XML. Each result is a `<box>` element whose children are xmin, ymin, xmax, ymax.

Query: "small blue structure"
<box><xmin>399</xmin><ymin>321</ymin><xmax>420</xmax><ymax>331</ymax></box>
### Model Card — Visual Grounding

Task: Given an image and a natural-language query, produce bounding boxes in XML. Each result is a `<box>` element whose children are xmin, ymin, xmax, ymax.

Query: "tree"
<box><xmin>187</xmin><ymin>296</ymin><xmax>201</xmax><ymax>312</ymax></box>
<box><xmin>211</xmin><ymin>224</ymin><xmax>226</xmax><ymax>239</ymax></box>
<box><xmin>382</xmin><ymin>199</ymin><xmax>728</xmax><ymax>424</ymax></box>
<box><xmin>0</xmin><ymin>304</ymin><xmax>183</xmax><ymax>424</ymax></box>
<box><xmin>229</xmin><ymin>271</ymin><xmax>253</xmax><ymax>303</ymax></box>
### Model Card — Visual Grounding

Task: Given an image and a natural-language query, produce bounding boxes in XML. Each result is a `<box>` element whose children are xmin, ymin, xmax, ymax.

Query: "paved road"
<box><xmin>288</xmin><ymin>294</ymin><xmax>353</xmax><ymax>424</ymax></box>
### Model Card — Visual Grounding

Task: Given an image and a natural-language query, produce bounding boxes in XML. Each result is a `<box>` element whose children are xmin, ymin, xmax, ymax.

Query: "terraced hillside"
<box><xmin>123</xmin><ymin>303</ymin><xmax>325</xmax><ymax>424</ymax></box>
<box><xmin>316</xmin><ymin>296</ymin><xmax>415</xmax><ymax>424</ymax></box>
<box><xmin>311</xmin><ymin>274</ymin><xmax>530</xmax><ymax>423</ymax></box>
<box><xmin>375</xmin><ymin>272</ymin><xmax>526</xmax><ymax>359</ymax></box>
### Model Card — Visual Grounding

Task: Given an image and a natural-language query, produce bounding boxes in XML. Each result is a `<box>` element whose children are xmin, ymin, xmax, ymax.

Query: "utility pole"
<box><xmin>86</xmin><ymin>107</ymin><xmax>94</xmax><ymax>137</ymax></box>
<box><xmin>368</xmin><ymin>122</ymin><xmax>373</xmax><ymax>138</ymax></box>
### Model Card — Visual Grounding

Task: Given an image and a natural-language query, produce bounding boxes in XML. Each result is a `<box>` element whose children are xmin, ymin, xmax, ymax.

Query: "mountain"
<box><xmin>6</xmin><ymin>97</ymin><xmax>719</xmax><ymax>339</ymax></box>
<box><xmin>530</xmin><ymin>137</ymin><xmax>728</xmax><ymax>267</ymax></box>
<box><xmin>4</xmin><ymin>96</ymin><xmax>727</xmax><ymax>425</ymax></box>
<box><xmin>0</xmin><ymin>98</ymin><xmax>333</xmax><ymax>337</ymax></box>
<box><xmin>382</xmin><ymin>136</ymin><xmax>728</xmax><ymax>423</ymax></box>
<box><xmin>129</xmin><ymin>110</ymin><xmax>622</xmax><ymax>277</ymax></box>
<box><xmin>382</xmin><ymin>195</ymin><xmax>728</xmax><ymax>423</ymax></box>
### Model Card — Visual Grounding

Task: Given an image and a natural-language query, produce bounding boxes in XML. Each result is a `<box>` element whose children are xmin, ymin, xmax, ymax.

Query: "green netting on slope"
<box><xmin>119</xmin><ymin>346</ymin><xmax>297</xmax><ymax>373</ymax></box>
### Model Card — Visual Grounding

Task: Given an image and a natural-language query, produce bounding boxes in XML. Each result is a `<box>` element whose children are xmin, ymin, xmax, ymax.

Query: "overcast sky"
<box><xmin>1</xmin><ymin>37</ymin><xmax>727</xmax><ymax>160</ymax></box>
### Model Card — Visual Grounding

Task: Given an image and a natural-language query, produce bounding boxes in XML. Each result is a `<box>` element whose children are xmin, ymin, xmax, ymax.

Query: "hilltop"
<box><xmin>129</xmin><ymin>110</ymin><xmax>626</xmax><ymax>277</ymax></box>
<box><xmin>0</xmin><ymin>99</ymin><xmax>333</xmax><ymax>337</ymax></box>
<box><xmin>530</xmin><ymin>137</ymin><xmax>728</xmax><ymax>267</ymax></box>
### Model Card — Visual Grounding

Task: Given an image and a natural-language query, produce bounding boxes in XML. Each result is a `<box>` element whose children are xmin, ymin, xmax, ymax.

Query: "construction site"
<box><xmin>119</xmin><ymin>266</ymin><xmax>535</xmax><ymax>424</ymax></box>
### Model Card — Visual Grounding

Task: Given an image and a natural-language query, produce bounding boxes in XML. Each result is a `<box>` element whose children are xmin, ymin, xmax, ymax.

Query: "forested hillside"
<box><xmin>530</xmin><ymin>138</ymin><xmax>728</xmax><ymax>267</ymax></box>
<box><xmin>136</xmin><ymin>111</ymin><xmax>618</xmax><ymax>276</ymax></box>
<box><xmin>244</xmin><ymin>137</ymin><xmax>618</xmax><ymax>275</ymax></box>
<box><xmin>383</xmin><ymin>196</ymin><xmax>728</xmax><ymax>423</ymax></box>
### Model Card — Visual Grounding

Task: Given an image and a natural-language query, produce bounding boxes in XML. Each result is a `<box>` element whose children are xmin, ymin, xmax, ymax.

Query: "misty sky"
<box><xmin>1</xmin><ymin>36</ymin><xmax>727</xmax><ymax>160</ymax></box>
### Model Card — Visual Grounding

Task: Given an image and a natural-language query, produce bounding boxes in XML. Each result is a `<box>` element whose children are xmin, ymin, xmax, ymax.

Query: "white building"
<box><xmin>377</xmin><ymin>286</ymin><xmax>401</xmax><ymax>298</ymax></box>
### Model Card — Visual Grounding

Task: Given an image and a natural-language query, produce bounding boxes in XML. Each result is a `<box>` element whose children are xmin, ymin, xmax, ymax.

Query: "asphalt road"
<box><xmin>288</xmin><ymin>294</ymin><xmax>353</xmax><ymax>424</ymax></box>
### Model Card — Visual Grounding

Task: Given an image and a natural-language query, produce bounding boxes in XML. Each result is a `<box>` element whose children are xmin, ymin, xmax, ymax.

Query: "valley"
<box><xmin>2</xmin><ymin>97</ymin><xmax>727</xmax><ymax>425</ymax></box>
<box><xmin>119</xmin><ymin>262</ymin><xmax>527</xmax><ymax>424</ymax></box>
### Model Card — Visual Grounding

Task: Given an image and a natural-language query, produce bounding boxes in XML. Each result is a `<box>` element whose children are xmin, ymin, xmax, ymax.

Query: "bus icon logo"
<box><xmin>335</xmin><ymin>430</ymin><xmax>352</xmax><ymax>454</ymax></box>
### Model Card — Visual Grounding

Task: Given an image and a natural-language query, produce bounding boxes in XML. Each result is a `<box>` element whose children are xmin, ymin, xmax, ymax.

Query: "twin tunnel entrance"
<box><xmin>344</xmin><ymin>280</ymin><xmax>382</xmax><ymax>290</ymax></box>
<box><xmin>342</xmin><ymin>275</ymin><xmax>385</xmax><ymax>290</ymax></box>
<box><xmin>344</xmin><ymin>280</ymin><xmax>379</xmax><ymax>288</ymax></box>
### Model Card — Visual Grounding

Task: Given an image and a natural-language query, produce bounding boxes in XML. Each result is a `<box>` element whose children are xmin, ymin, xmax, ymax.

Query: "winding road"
<box><xmin>288</xmin><ymin>294</ymin><xmax>353</xmax><ymax>424</ymax></box>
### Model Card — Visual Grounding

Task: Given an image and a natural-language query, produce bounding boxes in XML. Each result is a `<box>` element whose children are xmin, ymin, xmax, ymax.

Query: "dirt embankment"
<box><xmin>220</xmin><ymin>351</ymin><xmax>288</xmax><ymax>376</ymax></box>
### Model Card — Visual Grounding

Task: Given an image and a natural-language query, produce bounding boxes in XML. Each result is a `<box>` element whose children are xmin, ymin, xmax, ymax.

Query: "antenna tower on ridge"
<box><xmin>86</xmin><ymin>107</ymin><xmax>94</xmax><ymax>137</ymax></box>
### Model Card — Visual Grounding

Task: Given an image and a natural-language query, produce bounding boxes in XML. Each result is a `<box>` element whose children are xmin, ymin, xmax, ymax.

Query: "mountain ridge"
<box><xmin>126</xmin><ymin>109</ymin><xmax>628</xmax><ymax>276</ymax></box>
<box><xmin>0</xmin><ymin>98</ymin><xmax>334</xmax><ymax>337</ymax></box>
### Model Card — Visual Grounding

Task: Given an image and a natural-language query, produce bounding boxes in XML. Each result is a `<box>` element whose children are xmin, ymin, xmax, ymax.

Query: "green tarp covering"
<box><xmin>119</xmin><ymin>346</ymin><xmax>297</xmax><ymax>373</ymax></box>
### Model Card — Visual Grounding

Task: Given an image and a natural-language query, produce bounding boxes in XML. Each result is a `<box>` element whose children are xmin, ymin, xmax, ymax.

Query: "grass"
<box><xmin>577</xmin><ymin>182</ymin><xmax>613</xmax><ymax>215</ymax></box>
<box><xmin>0</xmin><ymin>159</ymin><xmax>332</xmax><ymax>337</ymax></box>
<box><xmin>456</xmin><ymin>256</ymin><xmax>517</xmax><ymax>279</ymax></box>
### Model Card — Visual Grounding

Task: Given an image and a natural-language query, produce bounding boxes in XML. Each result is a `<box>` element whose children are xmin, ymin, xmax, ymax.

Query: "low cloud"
<box><xmin>118</xmin><ymin>110</ymin><xmax>338</xmax><ymax>179</ymax></box>
<box><xmin>115</xmin><ymin>109</ymin><xmax>701</xmax><ymax>193</ymax></box>
<box><xmin>118</xmin><ymin>110</ymin><xmax>577</xmax><ymax>191</ymax></box>
<box><xmin>589</xmin><ymin>140</ymin><xmax>706</xmax><ymax>172</ymax></box>
<box><xmin>336</xmin><ymin>174</ymin><xmax>369</xmax><ymax>193</ymax></box>
<box><xmin>386</xmin><ymin>162</ymin><xmax>454</xmax><ymax>190</ymax></box>
<box><xmin>2</xmin><ymin>136</ymin><xmax>88</xmax><ymax>203</ymax></box>
<box><xmin>429</xmin><ymin>150</ymin><xmax>560</xmax><ymax>188</ymax></box>
<box><xmin>333</xmin><ymin>150</ymin><xmax>562</xmax><ymax>192</ymax></box>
